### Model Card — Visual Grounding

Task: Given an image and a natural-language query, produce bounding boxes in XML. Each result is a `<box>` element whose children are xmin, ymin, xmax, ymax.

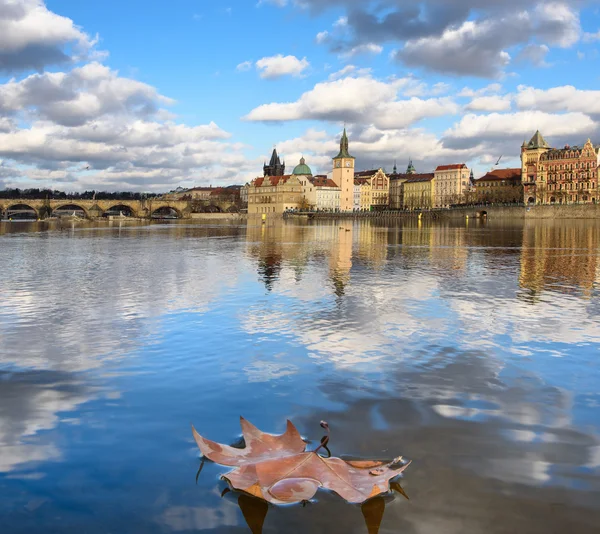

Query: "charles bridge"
<box><xmin>0</xmin><ymin>198</ymin><xmax>238</xmax><ymax>219</ymax></box>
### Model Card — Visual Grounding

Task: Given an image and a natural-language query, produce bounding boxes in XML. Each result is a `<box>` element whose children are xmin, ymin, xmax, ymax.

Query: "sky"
<box><xmin>0</xmin><ymin>0</ymin><xmax>600</xmax><ymax>192</ymax></box>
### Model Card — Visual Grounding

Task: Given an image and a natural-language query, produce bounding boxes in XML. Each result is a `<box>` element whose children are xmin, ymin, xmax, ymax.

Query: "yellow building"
<box><xmin>403</xmin><ymin>174</ymin><xmax>435</xmax><ymax>209</ymax></box>
<box><xmin>332</xmin><ymin>129</ymin><xmax>355</xmax><ymax>211</ymax></box>
<box><xmin>247</xmin><ymin>174</ymin><xmax>304</xmax><ymax>215</ymax></box>
<box><xmin>353</xmin><ymin>169</ymin><xmax>389</xmax><ymax>210</ymax></box>
<box><xmin>388</xmin><ymin>160</ymin><xmax>417</xmax><ymax>209</ymax></box>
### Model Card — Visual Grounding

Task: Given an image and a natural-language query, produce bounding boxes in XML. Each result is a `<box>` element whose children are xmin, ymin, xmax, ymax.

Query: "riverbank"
<box><xmin>284</xmin><ymin>204</ymin><xmax>600</xmax><ymax>221</ymax></box>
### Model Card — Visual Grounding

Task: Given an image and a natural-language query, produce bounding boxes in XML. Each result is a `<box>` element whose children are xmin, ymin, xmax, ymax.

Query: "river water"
<box><xmin>0</xmin><ymin>219</ymin><xmax>599</xmax><ymax>533</ymax></box>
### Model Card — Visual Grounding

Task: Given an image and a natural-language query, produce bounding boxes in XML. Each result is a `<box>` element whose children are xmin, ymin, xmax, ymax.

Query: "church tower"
<box><xmin>332</xmin><ymin>128</ymin><xmax>355</xmax><ymax>211</ymax></box>
<box><xmin>264</xmin><ymin>148</ymin><xmax>285</xmax><ymax>177</ymax></box>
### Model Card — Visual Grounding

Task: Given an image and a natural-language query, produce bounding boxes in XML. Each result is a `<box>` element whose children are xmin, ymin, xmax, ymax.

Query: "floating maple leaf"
<box><xmin>192</xmin><ymin>417</ymin><xmax>410</xmax><ymax>505</ymax></box>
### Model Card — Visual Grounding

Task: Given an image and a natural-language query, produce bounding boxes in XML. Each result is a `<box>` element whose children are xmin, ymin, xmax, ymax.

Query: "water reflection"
<box><xmin>0</xmin><ymin>219</ymin><xmax>599</xmax><ymax>533</ymax></box>
<box><xmin>520</xmin><ymin>220</ymin><xmax>600</xmax><ymax>299</ymax></box>
<box><xmin>217</xmin><ymin>490</ymin><xmax>407</xmax><ymax>534</ymax></box>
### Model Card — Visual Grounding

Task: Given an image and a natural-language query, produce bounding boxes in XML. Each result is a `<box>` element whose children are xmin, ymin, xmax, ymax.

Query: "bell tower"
<box><xmin>332</xmin><ymin>128</ymin><xmax>355</xmax><ymax>211</ymax></box>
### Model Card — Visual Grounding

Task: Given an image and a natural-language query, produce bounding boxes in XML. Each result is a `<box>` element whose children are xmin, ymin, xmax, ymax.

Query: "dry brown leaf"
<box><xmin>192</xmin><ymin>417</ymin><xmax>410</xmax><ymax>505</ymax></box>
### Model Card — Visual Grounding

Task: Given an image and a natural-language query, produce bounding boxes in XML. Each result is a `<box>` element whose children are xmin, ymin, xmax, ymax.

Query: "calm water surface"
<box><xmin>0</xmin><ymin>219</ymin><xmax>599</xmax><ymax>533</ymax></box>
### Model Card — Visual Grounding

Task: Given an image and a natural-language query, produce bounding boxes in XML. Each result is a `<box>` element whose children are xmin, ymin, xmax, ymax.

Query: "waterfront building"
<box><xmin>521</xmin><ymin>131</ymin><xmax>600</xmax><ymax>204</ymax></box>
<box><xmin>332</xmin><ymin>129</ymin><xmax>356</xmax><ymax>211</ymax></box>
<box><xmin>292</xmin><ymin>157</ymin><xmax>341</xmax><ymax>211</ymax></box>
<box><xmin>247</xmin><ymin>174</ymin><xmax>303</xmax><ymax>215</ymax></box>
<box><xmin>353</xmin><ymin>180</ymin><xmax>361</xmax><ymax>210</ymax></box>
<box><xmin>474</xmin><ymin>169</ymin><xmax>523</xmax><ymax>203</ymax></box>
<box><xmin>240</xmin><ymin>184</ymin><xmax>249</xmax><ymax>205</ymax></box>
<box><xmin>388</xmin><ymin>160</ymin><xmax>418</xmax><ymax>209</ymax></box>
<box><xmin>309</xmin><ymin>176</ymin><xmax>341</xmax><ymax>211</ymax></box>
<box><xmin>433</xmin><ymin>164</ymin><xmax>470</xmax><ymax>207</ymax></box>
<box><xmin>403</xmin><ymin>174</ymin><xmax>435</xmax><ymax>209</ymax></box>
<box><xmin>353</xmin><ymin>169</ymin><xmax>390</xmax><ymax>210</ymax></box>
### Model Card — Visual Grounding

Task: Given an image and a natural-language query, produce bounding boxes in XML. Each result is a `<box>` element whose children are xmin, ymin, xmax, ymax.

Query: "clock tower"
<box><xmin>332</xmin><ymin>128</ymin><xmax>355</xmax><ymax>211</ymax></box>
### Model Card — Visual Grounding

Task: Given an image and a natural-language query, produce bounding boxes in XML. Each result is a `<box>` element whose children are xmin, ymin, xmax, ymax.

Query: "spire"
<box><xmin>470</xmin><ymin>168</ymin><xmax>475</xmax><ymax>185</ymax></box>
<box><xmin>393</xmin><ymin>159</ymin><xmax>397</xmax><ymax>174</ymax></box>
<box><xmin>406</xmin><ymin>158</ymin><xmax>416</xmax><ymax>174</ymax></box>
<box><xmin>333</xmin><ymin>127</ymin><xmax>354</xmax><ymax>159</ymax></box>
<box><xmin>527</xmin><ymin>130</ymin><xmax>549</xmax><ymax>149</ymax></box>
<box><xmin>264</xmin><ymin>146</ymin><xmax>286</xmax><ymax>176</ymax></box>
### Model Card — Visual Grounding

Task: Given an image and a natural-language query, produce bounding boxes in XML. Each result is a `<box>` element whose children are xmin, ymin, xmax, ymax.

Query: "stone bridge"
<box><xmin>0</xmin><ymin>198</ymin><xmax>237</xmax><ymax>219</ymax></box>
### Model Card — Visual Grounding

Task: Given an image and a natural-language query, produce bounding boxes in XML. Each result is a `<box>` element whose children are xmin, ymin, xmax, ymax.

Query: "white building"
<box><xmin>292</xmin><ymin>157</ymin><xmax>341</xmax><ymax>211</ymax></box>
<box><xmin>433</xmin><ymin>164</ymin><xmax>471</xmax><ymax>207</ymax></box>
<box><xmin>353</xmin><ymin>180</ymin><xmax>361</xmax><ymax>210</ymax></box>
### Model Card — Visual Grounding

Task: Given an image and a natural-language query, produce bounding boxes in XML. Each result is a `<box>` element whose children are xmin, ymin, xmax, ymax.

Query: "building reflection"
<box><xmin>519</xmin><ymin>221</ymin><xmax>600</xmax><ymax>299</ymax></box>
<box><xmin>330</xmin><ymin>222</ymin><xmax>353</xmax><ymax>296</ymax></box>
<box><xmin>246</xmin><ymin>222</ymin><xmax>356</xmax><ymax>296</ymax></box>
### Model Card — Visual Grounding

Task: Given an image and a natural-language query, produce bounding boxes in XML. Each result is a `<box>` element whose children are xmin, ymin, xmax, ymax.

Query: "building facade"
<box><xmin>536</xmin><ymin>140</ymin><xmax>599</xmax><ymax>205</ymax></box>
<box><xmin>247</xmin><ymin>174</ymin><xmax>304</xmax><ymax>215</ymax></box>
<box><xmin>353</xmin><ymin>169</ymin><xmax>390</xmax><ymax>210</ymax></box>
<box><xmin>332</xmin><ymin>129</ymin><xmax>355</xmax><ymax>211</ymax></box>
<box><xmin>521</xmin><ymin>131</ymin><xmax>600</xmax><ymax>204</ymax></box>
<box><xmin>388</xmin><ymin>160</ymin><xmax>417</xmax><ymax>209</ymax></box>
<box><xmin>474</xmin><ymin>169</ymin><xmax>523</xmax><ymax>203</ymax></box>
<box><xmin>403</xmin><ymin>174</ymin><xmax>435</xmax><ymax>209</ymax></box>
<box><xmin>433</xmin><ymin>164</ymin><xmax>470</xmax><ymax>207</ymax></box>
<box><xmin>353</xmin><ymin>181</ymin><xmax>361</xmax><ymax>210</ymax></box>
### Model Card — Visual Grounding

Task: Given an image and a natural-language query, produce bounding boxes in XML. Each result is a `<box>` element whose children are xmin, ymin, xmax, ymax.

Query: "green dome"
<box><xmin>292</xmin><ymin>157</ymin><xmax>312</xmax><ymax>176</ymax></box>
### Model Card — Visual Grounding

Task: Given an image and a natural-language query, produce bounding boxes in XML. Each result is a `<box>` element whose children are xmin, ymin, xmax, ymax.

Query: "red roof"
<box><xmin>252</xmin><ymin>175</ymin><xmax>292</xmax><ymax>187</ymax></box>
<box><xmin>309</xmin><ymin>176</ymin><xmax>339</xmax><ymax>188</ymax></box>
<box><xmin>435</xmin><ymin>164</ymin><xmax>467</xmax><ymax>171</ymax></box>
<box><xmin>354</xmin><ymin>169</ymin><xmax>381</xmax><ymax>177</ymax></box>
<box><xmin>476</xmin><ymin>168</ymin><xmax>521</xmax><ymax>182</ymax></box>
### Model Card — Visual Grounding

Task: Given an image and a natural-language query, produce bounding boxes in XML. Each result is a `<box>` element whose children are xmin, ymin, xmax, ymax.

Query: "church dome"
<box><xmin>292</xmin><ymin>157</ymin><xmax>312</xmax><ymax>176</ymax></box>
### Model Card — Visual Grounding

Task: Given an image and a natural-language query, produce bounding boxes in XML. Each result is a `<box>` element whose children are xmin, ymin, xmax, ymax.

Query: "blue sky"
<box><xmin>1</xmin><ymin>0</ymin><xmax>600</xmax><ymax>191</ymax></box>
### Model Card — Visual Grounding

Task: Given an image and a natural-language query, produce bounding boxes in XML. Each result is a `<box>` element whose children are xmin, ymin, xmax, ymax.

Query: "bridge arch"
<box><xmin>5</xmin><ymin>203</ymin><xmax>39</xmax><ymax>219</ymax></box>
<box><xmin>150</xmin><ymin>205</ymin><xmax>183</xmax><ymax>219</ymax></box>
<box><xmin>103</xmin><ymin>204</ymin><xmax>137</xmax><ymax>218</ymax></box>
<box><xmin>52</xmin><ymin>204</ymin><xmax>89</xmax><ymax>218</ymax></box>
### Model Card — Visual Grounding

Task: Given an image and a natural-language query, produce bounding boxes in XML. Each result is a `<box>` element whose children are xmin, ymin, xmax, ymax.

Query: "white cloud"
<box><xmin>236</xmin><ymin>60</ymin><xmax>253</xmax><ymax>71</ymax></box>
<box><xmin>516</xmin><ymin>44</ymin><xmax>550</xmax><ymax>67</ymax></box>
<box><xmin>316</xmin><ymin>31</ymin><xmax>329</xmax><ymax>44</ymax></box>
<box><xmin>327</xmin><ymin>64</ymin><xmax>371</xmax><ymax>81</ymax></box>
<box><xmin>466</xmin><ymin>95</ymin><xmax>512</xmax><ymax>112</ymax></box>
<box><xmin>0</xmin><ymin>62</ymin><xmax>174</xmax><ymax>127</ymax></box>
<box><xmin>255</xmin><ymin>54</ymin><xmax>310</xmax><ymax>79</ymax></box>
<box><xmin>458</xmin><ymin>84</ymin><xmax>503</xmax><ymax>98</ymax></box>
<box><xmin>583</xmin><ymin>30</ymin><xmax>600</xmax><ymax>42</ymax></box>
<box><xmin>244</xmin><ymin>74</ymin><xmax>459</xmax><ymax>129</ymax></box>
<box><xmin>443</xmin><ymin>111</ymin><xmax>596</xmax><ymax>148</ymax></box>
<box><xmin>340</xmin><ymin>43</ymin><xmax>383</xmax><ymax>59</ymax></box>
<box><xmin>515</xmin><ymin>85</ymin><xmax>600</xmax><ymax>115</ymax></box>
<box><xmin>0</xmin><ymin>0</ymin><xmax>101</xmax><ymax>73</ymax></box>
<box><xmin>395</xmin><ymin>3</ymin><xmax>581</xmax><ymax>77</ymax></box>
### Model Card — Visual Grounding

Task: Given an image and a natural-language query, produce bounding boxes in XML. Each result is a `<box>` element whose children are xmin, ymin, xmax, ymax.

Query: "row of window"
<box><xmin>548</xmin><ymin>182</ymin><xmax>596</xmax><ymax>191</ymax></box>
<box><xmin>547</xmin><ymin>173</ymin><xmax>594</xmax><ymax>180</ymax></box>
<box><xmin>543</xmin><ymin>162</ymin><xmax>596</xmax><ymax>171</ymax></box>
